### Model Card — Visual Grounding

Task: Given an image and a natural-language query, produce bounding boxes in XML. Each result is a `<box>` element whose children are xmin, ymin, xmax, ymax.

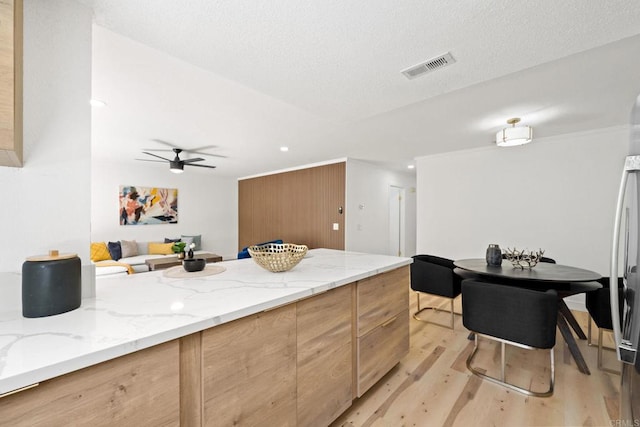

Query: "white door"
<box><xmin>389</xmin><ymin>186</ymin><xmax>405</xmax><ymax>256</ymax></box>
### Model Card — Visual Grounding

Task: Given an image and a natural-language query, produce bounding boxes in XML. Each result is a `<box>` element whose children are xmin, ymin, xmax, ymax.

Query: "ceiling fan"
<box><xmin>143</xmin><ymin>139</ymin><xmax>227</xmax><ymax>158</ymax></box>
<box><xmin>136</xmin><ymin>139</ymin><xmax>224</xmax><ymax>173</ymax></box>
<box><xmin>137</xmin><ymin>148</ymin><xmax>217</xmax><ymax>173</ymax></box>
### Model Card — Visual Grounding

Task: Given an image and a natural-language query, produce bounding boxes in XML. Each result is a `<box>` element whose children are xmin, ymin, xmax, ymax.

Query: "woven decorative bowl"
<box><xmin>247</xmin><ymin>243</ymin><xmax>308</xmax><ymax>272</ymax></box>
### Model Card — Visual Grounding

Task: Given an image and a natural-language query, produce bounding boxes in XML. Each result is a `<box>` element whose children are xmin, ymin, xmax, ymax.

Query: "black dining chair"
<box><xmin>410</xmin><ymin>254</ymin><xmax>462</xmax><ymax>329</ymax></box>
<box><xmin>462</xmin><ymin>279</ymin><xmax>558</xmax><ymax>397</ymax></box>
<box><xmin>586</xmin><ymin>277</ymin><xmax>624</xmax><ymax>374</ymax></box>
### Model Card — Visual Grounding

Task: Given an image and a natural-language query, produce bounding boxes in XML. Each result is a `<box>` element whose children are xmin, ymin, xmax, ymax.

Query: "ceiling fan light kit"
<box><xmin>496</xmin><ymin>118</ymin><xmax>533</xmax><ymax>147</ymax></box>
<box><xmin>169</xmin><ymin>161</ymin><xmax>184</xmax><ymax>174</ymax></box>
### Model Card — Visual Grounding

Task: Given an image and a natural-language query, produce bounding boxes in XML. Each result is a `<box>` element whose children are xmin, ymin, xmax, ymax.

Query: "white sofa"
<box><xmin>94</xmin><ymin>240</ymin><xmax>208</xmax><ymax>277</ymax></box>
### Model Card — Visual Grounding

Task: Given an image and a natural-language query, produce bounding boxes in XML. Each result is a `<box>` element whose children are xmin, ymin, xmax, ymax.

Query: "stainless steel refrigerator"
<box><xmin>611</xmin><ymin>93</ymin><xmax>640</xmax><ymax>424</ymax></box>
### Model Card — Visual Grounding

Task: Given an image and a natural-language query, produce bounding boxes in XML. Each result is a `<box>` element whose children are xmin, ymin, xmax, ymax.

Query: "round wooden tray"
<box><xmin>163</xmin><ymin>264</ymin><xmax>226</xmax><ymax>278</ymax></box>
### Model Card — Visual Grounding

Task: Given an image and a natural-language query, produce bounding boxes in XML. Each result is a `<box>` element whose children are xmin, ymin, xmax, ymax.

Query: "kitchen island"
<box><xmin>0</xmin><ymin>249</ymin><xmax>411</xmax><ymax>426</ymax></box>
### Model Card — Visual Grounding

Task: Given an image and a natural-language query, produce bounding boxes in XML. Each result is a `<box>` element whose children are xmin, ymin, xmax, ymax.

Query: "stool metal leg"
<box><xmin>466</xmin><ymin>333</ymin><xmax>555</xmax><ymax>397</ymax></box>
<box><xmin>597</xmin><ymin>328</ymin><xmax>621</xmax><ymax>375</ymax></box>
<box><xmin>588</xmin><ymin>314</ymin><xmax>621</xmax><ymax>375</ymax></box>
<box><xmin>413</xmin><ymin>291</ymin><xmax>461</xmax><ymax>329</ymax></box>
<box><xmin>413</xmin><ymin>292</ymin><xmax>460</xmax><ymax>330</ymax></box>
<box><xmin>500</xmin><ymin>342</ymin><xmax>506</xmax><ymax>382</ymax></box>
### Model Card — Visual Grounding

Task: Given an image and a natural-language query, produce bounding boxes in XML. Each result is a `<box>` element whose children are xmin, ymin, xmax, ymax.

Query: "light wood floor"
<box><xmin>332</xmin><ymin>293</ymin><xmax>620</xmax><ymax>427</ymax></box>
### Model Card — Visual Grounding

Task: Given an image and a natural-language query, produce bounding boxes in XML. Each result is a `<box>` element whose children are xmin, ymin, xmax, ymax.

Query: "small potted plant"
<box><xmin>172</xmin><ymin>241</ymin><xmax>186</xmax><ymax>259</ymax></box>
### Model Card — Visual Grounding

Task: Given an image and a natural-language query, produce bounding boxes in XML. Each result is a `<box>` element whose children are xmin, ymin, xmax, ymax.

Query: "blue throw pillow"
<box><xmin>238</xmin><ymin>239</ymin><xmax>283</xmax><ymax>259</ymax></box>
<box><xmin>107</xmin><ymin>241</ymin><xmax>122</xmax><ymax>261</ymax></box>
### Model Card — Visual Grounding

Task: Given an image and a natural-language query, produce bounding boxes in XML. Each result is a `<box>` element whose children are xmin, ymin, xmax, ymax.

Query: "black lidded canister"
<box><xmin>22</xmin><ymin>251</ymin><xmax>81</xmax><ymax>318</ymax></box>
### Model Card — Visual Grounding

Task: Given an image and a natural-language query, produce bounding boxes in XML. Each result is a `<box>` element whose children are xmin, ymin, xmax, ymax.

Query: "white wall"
<box><xmin>416</xmin><ymin>126</ymin><xmax>629</xmax><ymax>309</ymax></box>
<box><xmin>91</xmin><ymin>24</ymin><xmax>331</xmax><ymax>178</ymax></box>
<box><xmin>91</xmin><ymin>159</ymin><xmax>238</xmax><ymax>260</ymax></box>
<box><xmin>346</xmin><ymin>159</ymin><xmax>416</xmax><ymax>256</ymax></box>
<box><xmin>0</xmin><ymin>1</ymin><xmax>92</xmax><ymax>300</ymax></box>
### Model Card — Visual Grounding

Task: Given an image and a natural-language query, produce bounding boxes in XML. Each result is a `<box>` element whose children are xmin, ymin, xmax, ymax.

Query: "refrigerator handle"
<box><xmin>611</xmin><ymin>155</ymin><xmax>640</xmax><ymax>364</ymax></box>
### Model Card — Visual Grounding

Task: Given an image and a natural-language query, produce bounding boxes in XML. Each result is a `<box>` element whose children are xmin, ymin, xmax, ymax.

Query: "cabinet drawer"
<box><xmin>357</xmin><ymin>266</ymin><xmax>409</xmax><ymax>336</ymax></box>
<box><xmin>0</xmin><ymin>341</ymin><xmax>180</xmax><ymax>426</ymax></box>
<box><xmin>356</xmin><ymin>310</ymin><xmax>409</xmax><ymax>397</ymax></box>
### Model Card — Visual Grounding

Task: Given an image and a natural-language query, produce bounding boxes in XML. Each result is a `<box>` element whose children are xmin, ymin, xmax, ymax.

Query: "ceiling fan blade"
<box><xmin>151</xmin><ymin>138</ymin><xmax>179</xmax><ymax>149</ymax></box>
<box><xmin>192</xmin><ymin>152</ymin><xmax>228</xmax><ymax>158</ymax></box>
<box><xmin>181</xmin><ymin>157</ymin><xmax>205</xmax><ymax>163</ymax></box>
<box><xmin>135</xmin><ymin>158</ymin><xmax>165</xmax><ymax>163</ymax></box>
<box><xmin>186</xmin><ymin>163</ymin><xmax>217</xmax><ymax>169</ymax></box>
<box><xmin>150</xmin><ymin>139</ymin><xmax>216</xmax><ymax>153</ymax></box>
<box><xmin>142</xmin><ymin>151</ymin><xmax>171</xmax><ymax>161</ymax></box>
<box><xmin>143</xmin><ymin>148</ymin><xmax>226</xmax><ymax>158</ymax></box>
<box><xmin>150</xmin><ymin>148</ymin><xmax>227</xmax><ymax>159</ymax></box>
<box><xmin>147</xmin><ymin>139</ymin><xmax>228</xmax><ymax>157</ymax></box>
<box><xmin>187</xmin><ymin>145</ymin><xmax>218</xmax><ymax>152</ymax></box>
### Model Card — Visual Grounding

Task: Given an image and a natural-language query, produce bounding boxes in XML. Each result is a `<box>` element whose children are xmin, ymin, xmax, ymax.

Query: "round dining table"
<box><xmin>453</xmin><ymin>258</ymin><xmax>603</xmax><ymax>375</ymax></box>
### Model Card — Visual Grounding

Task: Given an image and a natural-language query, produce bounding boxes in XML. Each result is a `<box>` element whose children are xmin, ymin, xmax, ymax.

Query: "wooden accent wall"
<box><xmin>0</xmin><ymin>0</ymin><xmax>23</xmax><ymax>167</ymax></box>
<box><xmin>238</xmin><ymin>162</ymin><xmax>345</xmax><ymax>250</ymax></box>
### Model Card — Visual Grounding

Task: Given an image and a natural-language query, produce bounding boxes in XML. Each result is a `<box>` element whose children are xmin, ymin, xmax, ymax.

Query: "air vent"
<box><xmin>401</xmin><ymin>52</ymin><xmax>456</xmax><ymax>80</ymax></box>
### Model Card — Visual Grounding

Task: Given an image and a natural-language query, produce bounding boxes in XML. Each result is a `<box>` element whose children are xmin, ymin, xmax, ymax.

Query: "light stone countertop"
<box><xmin>0</xmin><ymin>249</ymin><xmax>411</xmax><ymax>395</ymax></box>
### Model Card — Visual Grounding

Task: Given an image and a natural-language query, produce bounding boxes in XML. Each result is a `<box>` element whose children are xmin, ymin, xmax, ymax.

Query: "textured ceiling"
<box><xmin>81</xmin><ymin>0</ymin><xmax>640</xmax><ymax>176</ymax></box>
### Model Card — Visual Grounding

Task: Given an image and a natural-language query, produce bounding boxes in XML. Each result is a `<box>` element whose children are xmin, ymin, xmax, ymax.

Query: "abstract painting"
<box><xmin>119</xmin><ymin>186</ymin><xmax>178</xmax><ymax>225</ymax></box>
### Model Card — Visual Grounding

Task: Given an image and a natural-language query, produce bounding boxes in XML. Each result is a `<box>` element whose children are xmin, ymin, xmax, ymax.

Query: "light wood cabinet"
<box><xmin>0</xmin><ymin>0</ymin><xmax>22</xmax><ymax>167</ymax></box>
<box><xmin>0</xmin><ymin>267</ymin><xmax>410</xmax><ymax>426</ymax></box>
<box><xmin>201</xmin><ymin>304</ymin><xmax>297</xmax><ymax>426</ymax></box>
<box><xmin>356</xmin><ymin>266</ymin><xmax>410</xmax><ymax>397</ymax></box>
<box><xmin>179</xmin><ymin>333</ymin><xmax>203</xmax><ymax>426</ymax></box>
<box><xmin>0</xmin><ymin>340</ymin><xmax>180</xmax><ymax>426</ymax></box>
<box><xmin>297</xmin><ymin>285</ymin><xmax>353</xmax><ymax>426</ymax></box>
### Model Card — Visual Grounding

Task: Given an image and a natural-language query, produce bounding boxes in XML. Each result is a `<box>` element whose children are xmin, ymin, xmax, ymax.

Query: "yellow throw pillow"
<box><xmin>90</xmin><ymin>242</ymin><xmax>112</xmax><ymax>262</ymax></box>
<box><xmin>148</xmin><ymin>242</ymin><xmax>174</xmax><ymax>255</ymax></box>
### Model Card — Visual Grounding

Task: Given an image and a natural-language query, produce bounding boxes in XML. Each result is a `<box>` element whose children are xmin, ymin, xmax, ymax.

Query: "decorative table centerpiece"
<box><xmin>183</xmin><ymin>243</ymin><xmax>206</xmax><ymax>272</ymax></box>
<box><xmin>247</xmin><ymin>243</ymin><xmax>308</xmax><ymax>272</ymax></box>
<box><xmin>503</xmin><ymin>248</ymin><xmax>545</xmax><ymax>269</ymax></box>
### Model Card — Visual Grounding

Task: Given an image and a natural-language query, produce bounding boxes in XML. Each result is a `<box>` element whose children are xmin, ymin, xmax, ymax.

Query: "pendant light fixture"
<box><xmin>495</xmin><ymin>118</ymin><xmax>532</xmax><ymax>147</ymax></box>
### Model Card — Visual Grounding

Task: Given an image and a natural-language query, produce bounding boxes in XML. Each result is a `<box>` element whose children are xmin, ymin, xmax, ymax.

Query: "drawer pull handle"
<box><xmin>381</xmin><ymin>316</ymin><xmax>398</xmax><ymax>328</ymax></box>
<box><xmin>0</xmin><ymin>383</ymin><xmax>39</xmax><ymax>399</ymax></box>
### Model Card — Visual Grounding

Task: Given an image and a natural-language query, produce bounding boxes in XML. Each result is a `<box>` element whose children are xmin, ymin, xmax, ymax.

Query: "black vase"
<box><xmin>486</xmin><ymin>244</ymin><xmax>502</xmax><ymax>266</ymax></box>
<box><xmin>22</xmin><ymin>256</ymin><xmax>81</xmax><ymax>318</ymax></box>
<box><xmin>187</xmin><ymin>248</ymin><xmax>194</xmax><ymax>259</ymax></box>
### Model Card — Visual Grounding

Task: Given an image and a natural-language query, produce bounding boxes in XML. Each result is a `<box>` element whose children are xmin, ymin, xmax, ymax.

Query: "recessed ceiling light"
<box><xmin>280</xmin><ymin>146</ymin><xmax>289</xmax><ymax>152</ymax></box>
<box><xmin>90</xmin><ymin>99</ymin><xmax>107</xmax><ymax>107</ymax></box>
<box><xmin>407</xmin><ymin>165</ymin><xmax>415</xmax><ymax>169</ymax></box>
